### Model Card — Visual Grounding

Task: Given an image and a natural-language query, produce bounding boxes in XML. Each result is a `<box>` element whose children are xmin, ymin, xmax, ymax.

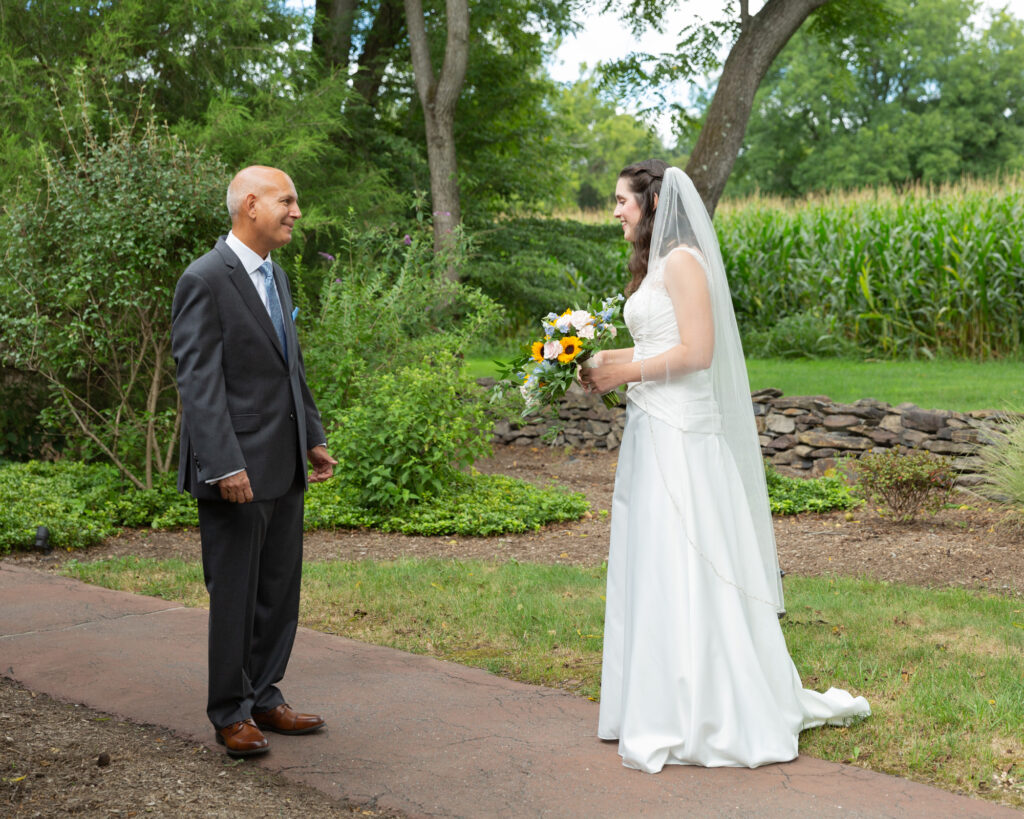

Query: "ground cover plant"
<box><xmin>765</xmin><ymin>462</ymin><xmax>858</xmax><ymax>515</ymax></box>
<box><xmin>61</xmin><ymin>557</ymin><xmax>1024</xmax><ymax>809</ymax></box>
<box><xmin>0</xmin><ymin>451</ymin><xmax>858</xmax><ymax>554</ymax></box>
<box><xmin>0</xmin><ymin>460</ymin><xmax>589</xmax><ymax>553</ymax></box>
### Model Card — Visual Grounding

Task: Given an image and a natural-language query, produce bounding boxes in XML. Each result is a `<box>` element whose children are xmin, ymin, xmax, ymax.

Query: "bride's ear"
<box><xmin>653</xmin><ymin>193</ymin><xmax>659</xmax><ymax>210</ymax></box>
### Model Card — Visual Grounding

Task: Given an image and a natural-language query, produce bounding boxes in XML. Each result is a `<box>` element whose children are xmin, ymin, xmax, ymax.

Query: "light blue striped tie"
<box><xmin>259</xmin><ymin>261</ymin><xmax>288</xmax><ymax>361</ymax></box>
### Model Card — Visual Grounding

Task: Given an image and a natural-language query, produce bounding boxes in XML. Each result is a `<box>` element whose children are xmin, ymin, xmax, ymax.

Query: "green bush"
<box><xmin>0</xmin><ymin>95</ymin><xmax>227</xmax><ymax>489</ymax></box>
<box><xmin>303</xmin><ymin>211</ymin><xmax>501</xmax><ymax>513</ymax></box>
<box><xmin>305</xmin><ymin>471</ymin><xmax>588</xmax><ymax>535</ymax></box>
<box><xmin>463</xmin><ymin>218</ymin><xmax>626</xmax><ymax>332</ymax></box>
<box><xmin>976</xmin><ymin>414</ymin><xmax>1024</xmax><ymax>508</ymax></box>
<box><xmin>852</xmin><ymin>448</ymin><xmax>956</xmax><ymax>522</ymax></box>
<box><xmin>764</xmin><ymin>461</ymin><xmax>859</xmax><ymax>515</ymax></box>
<box><xmin>329</xmin><ymin>353</ymin><xmax>494</xmax><ymax>510</ymax></box>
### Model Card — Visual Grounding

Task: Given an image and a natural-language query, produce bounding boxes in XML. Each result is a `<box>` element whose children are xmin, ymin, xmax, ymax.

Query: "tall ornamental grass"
<box><xmin>716</xmin><ymin>177</ymin><xmax>1024</xmax><ymax>359</ymax></box>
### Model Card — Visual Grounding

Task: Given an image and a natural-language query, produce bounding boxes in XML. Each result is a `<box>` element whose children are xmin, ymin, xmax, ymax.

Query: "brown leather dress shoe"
<box><xmin>215</xmin><ymin>718</ymin><xmax>269</xmax><ymax>757</ymax></box>
<box><xmin>252</xmin><ymin>703</ymin><xmax>325</xmax><ymax>735</ymax></box>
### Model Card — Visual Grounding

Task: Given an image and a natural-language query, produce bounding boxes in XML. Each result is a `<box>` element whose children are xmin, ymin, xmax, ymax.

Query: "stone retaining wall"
<box><xmin>488</xmin><ymin>381</ymin><xmax>1015</xmax><ymax>486</ymax></box>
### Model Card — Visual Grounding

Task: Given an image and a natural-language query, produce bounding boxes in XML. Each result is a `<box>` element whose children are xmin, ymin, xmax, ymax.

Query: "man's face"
<box><xmin>250</xmin><ymin>171</ymin><xmax>301</xmax><ymax>251</ymax></box>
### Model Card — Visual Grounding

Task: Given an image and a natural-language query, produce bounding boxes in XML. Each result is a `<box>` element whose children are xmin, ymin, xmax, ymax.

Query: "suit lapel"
<box><xmin>217</xmin><ymin>241</ymin><xmax>289</xmax><ymax>363</ymax></box>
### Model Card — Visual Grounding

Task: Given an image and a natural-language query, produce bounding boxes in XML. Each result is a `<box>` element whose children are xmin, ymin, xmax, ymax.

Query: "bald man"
<box><xmin>172</xmin><ymin>166</ymin><xmax>337</xmax><ymax>757</ymax></box>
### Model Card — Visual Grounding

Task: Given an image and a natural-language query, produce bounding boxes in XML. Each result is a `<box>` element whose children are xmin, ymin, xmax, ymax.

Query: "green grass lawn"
<box><xmin>64</xmin><ymin>556</ymin><xmax>1024</xmax><ymax>810</ymax></box>
<box><xmin>745</xmin><ymin>358</ymin><xmax>1024</xmax><ymax>413</ymax></box>
<box><xmin>469</xmin><ymin>354</ymin><xmax>1023</xmax><ymax>413</ymax></box>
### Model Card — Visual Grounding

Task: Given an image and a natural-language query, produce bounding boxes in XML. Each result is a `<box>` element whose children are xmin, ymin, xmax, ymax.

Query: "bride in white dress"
<box><xmin>579</xmin><ymin>161</ymin><xmax>870</xmax><ymax>774</ymax></box>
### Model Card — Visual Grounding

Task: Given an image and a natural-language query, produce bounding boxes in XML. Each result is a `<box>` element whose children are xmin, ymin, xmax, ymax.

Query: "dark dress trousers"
<box><xmin>171</xmin><ymin>237</ymin><xmax>326</xmax><ymax>729</ymax></box>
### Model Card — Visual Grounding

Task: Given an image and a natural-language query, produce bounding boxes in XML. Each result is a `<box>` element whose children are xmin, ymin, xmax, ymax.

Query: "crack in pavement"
<box><xmin>0</xmin><ymin>605</ymin><xmax>187</xmax><ymax>640</ymax></box>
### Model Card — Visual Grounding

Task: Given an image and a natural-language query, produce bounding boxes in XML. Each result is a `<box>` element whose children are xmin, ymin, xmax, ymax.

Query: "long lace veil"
<box><xmin>650</xmin><ymin>167</ymin><xmax>785</xmax><ymax>613</ymax></box>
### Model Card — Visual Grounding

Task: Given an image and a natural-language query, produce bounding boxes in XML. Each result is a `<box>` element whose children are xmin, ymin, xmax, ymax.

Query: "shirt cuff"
<box><xmin>205</xmin><ymin>468</ymin><xmax>244</xmax><ymax>485</ymax></box>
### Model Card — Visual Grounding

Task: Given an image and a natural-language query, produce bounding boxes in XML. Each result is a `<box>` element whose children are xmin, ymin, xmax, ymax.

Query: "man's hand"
<box><xmin>308</xmin><ymin>445</ymin><xmax>337</xmax><ymax>483</ymax></box>
<box><xmin>217</xmin><ymin>470</ymin><xmax>254</xmax><ymax>503</ymax></box>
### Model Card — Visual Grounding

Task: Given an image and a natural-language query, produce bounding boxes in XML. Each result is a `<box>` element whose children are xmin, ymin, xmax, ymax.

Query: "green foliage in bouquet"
<box><xmin>852</xmin><ymin>448</ymin><xmax>956</xmax><ymax>522</ymax></box>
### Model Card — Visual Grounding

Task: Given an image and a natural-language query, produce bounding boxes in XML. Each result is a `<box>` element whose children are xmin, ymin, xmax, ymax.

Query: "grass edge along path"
<box><xmin>62</xmin><ymin>556</ymin><xmax>1024</xmax><ymax>810</ymax></box>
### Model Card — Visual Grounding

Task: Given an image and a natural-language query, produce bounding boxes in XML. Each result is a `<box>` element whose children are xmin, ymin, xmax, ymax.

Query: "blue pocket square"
<box><xmin>291</xmin><ymin>307</ymin><xmax>300</xmax><ymax>321</ymax></box>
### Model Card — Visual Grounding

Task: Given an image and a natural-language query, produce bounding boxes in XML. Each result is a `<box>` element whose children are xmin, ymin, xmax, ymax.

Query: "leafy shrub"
<box><xmin>764</xmin><ymin>461</ymin><xmax>859</xmax><ymax>515</ymax></box>
<box><xmin>744</xmin><ymin>310</ymin><xmax>860</xmax><ymax>360</ymax></box>
<box><xmin>463</xmin><ymin>218</ymin><xmax>626</xmax><ymax>332</ymax></box>
<box><xmin>303</xmin><ymin>213</ymin><xmax>502</xmax><ymax>514</ymax></box>
<box><xmin>976</xmin><ymin>413</ymin><xmax>1024</xmax><ymax>508</ymax></box>
<box><xmin>329</xmin><ymin>353</ymin><xmax>494</xmax><ymax>510</ymax></box>
<box><xmin>0</xmin><ymin>94</ymin><xmax>227</xmax><ymax>488</ymax></box>
<box><xmin>305</xmin><ymin>471</ymin><xmax>588</xmax><ymax>535</ymax></box>
<box><xmin>851</xmin><ymin>448</ymin><xmax>956</xmax><ymax>522</ymax></box>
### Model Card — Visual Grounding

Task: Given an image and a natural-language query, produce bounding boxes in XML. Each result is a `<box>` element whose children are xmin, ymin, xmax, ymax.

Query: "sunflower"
<box><xmin>557</xmin><ymin>336</ymin><xmax>583</xmax><ymax>363</ymax></box>
<box><xmin>531</xmin><ymin>340</ymin><xmax>544</xmax><ymax>362</ymax></box>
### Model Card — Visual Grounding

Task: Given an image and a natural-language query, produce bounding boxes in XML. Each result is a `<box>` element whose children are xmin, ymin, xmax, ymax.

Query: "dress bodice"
<box><xmin>623</xmin><ymin>246</ymin><xmax>720</xmax><ymax>432</ymax></box>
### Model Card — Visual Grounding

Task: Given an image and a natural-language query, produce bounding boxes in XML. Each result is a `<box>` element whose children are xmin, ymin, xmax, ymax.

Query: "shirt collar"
<box><xmin>225</xmin><ymin>231</ymin><xmax>270</xmax><ymax>275</ymax></box>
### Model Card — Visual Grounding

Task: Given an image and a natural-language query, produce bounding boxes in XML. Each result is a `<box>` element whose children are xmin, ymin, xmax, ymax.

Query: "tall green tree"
<box><xmin>599</xmin><ymin>0</ymin><xmax>896</xmax><ymax>214</ymax></box>
<box><xmin>310</xmin><ymin>0</ymin><xmax>583</xmax><ymax>232</ymax></box>
<box><xmin>405</xmin><ymin>0</ymin><xmax>469</xmax><ymax>254</ymax></box>
<box><xmin>0</xmin><ymin>0</ymin><xmax>307</xmax><ymax>190</ymax></box>
<box><xmin>727</xmin><ymin>0</ymin><xmax>1024</xmax><ymax>196</ymax></box>
<box><xmin>556</xmin><ymin>75</ymin><xmax>665</xmax><ymax>209</ymax></box>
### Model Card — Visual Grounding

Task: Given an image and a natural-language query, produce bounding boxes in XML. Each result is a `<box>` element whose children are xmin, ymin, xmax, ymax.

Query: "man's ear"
<box><xmin>245</xmin><ymin>193</ymin><xmax>258</xmax><ymax>219</ymax></box>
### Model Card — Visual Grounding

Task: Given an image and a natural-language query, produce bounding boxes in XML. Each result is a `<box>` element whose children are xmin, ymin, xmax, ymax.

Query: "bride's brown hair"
<box><xmin>620</xmin><ymin>158</ymin><xmax>669</xmax><ymax>295</ymax></box>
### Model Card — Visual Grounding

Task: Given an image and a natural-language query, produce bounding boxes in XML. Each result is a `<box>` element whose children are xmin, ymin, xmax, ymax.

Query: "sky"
<box><xmin>547</xmin><ymin>0</ymin><xmax>1024</xmax><ymax>143</ymax></box>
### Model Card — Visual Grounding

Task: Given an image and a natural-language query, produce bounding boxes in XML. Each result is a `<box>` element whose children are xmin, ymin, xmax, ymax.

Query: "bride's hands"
<box><xmin>579</xmin><ymin>358</ymin><xmax>625</xmax><ymax>395</ymax></box>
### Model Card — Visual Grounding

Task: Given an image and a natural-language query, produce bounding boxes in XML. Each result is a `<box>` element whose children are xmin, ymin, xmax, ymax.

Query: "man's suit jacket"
<box><xmin>171</xmin><ymin>237</ymin><xmax>325</xmax><ymax>502</ymax></box>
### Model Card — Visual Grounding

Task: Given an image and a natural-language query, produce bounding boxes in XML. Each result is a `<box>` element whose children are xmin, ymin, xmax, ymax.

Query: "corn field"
<box><xmin>716</xmin><ymin>178</ymin><xmax>1024</xmax><ymax>359</ymax></box>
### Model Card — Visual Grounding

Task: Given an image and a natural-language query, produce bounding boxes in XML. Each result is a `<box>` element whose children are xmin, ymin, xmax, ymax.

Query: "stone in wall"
<box><xmin>483</xmin><ymin>377</ymin><xmax>1018</xmax><ymax>487</ymax></box>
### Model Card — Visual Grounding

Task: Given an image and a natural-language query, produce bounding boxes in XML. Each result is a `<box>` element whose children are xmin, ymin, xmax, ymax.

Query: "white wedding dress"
<box><xmin>597</xmin><ymin>247</ymin><xmax>870</xmax><ymax>773</ymax></box>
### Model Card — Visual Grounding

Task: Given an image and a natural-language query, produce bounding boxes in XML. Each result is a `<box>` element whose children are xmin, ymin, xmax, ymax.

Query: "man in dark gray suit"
<box><xmin>172</xmin><ymin>165</ymin><xmax>337</xmax><ymax>757</ymax></box>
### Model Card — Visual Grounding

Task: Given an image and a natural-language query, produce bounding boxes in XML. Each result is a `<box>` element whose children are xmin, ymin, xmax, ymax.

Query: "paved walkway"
<box><xmin>1</xmin><ymin>563</ymin><xmax>1017</xmax><ymax>818</ymax></box>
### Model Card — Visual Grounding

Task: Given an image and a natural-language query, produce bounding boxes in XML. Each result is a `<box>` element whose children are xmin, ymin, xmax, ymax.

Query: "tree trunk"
<box><xmin>404</xmin><ymin>0</ymin><xmax>469</xmax><ymax>267</ymax></box>
<box><xmin>685</xmin><ymin>0</ymin><xmax>831</xmax><ymax>216</ymax></box>
<box><xmin>353</xmin><ymin>0</ymin><xmax>406</xmax><ymax>104</ymax></box>
<box><xmin>313</xmin><ymin>0</ymin><xmax>359</xmax><ymax>70</ymax></box>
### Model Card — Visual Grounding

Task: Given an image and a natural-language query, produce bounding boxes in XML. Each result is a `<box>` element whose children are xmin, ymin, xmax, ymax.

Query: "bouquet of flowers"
<box><xmin>495</xmin><ymin>294</ymin><xmax>625</xmax><ymax>416</ymax></box>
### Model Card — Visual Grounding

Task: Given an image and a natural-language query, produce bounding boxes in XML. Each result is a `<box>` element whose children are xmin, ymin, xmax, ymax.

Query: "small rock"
<box><xmin>97</xmin><ymin>752</ymin><xmax>111</xmax><ymax>767</ymax></box>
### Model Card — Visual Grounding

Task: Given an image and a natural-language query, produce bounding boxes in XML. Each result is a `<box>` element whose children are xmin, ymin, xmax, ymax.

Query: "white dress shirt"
<box><xmin>226</xmin><ymin>231</ymin><xmax>275</xmax><ymax>313</ymax></box>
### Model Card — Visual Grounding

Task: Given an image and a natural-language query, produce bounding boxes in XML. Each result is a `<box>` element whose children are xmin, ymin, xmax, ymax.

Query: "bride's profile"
<box><xmin>579</xmin><ymin>159</ymin><xmax>870</xmax><ymax>773</ymax></box>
